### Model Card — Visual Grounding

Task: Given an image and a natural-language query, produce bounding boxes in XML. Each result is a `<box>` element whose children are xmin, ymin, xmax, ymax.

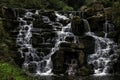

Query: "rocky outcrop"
<box><xmin>52</xmin><ymin>41</ymin><xmax>93</xmax><ymax>75</ymax></box>
<box><xmin>71</xmin><ymin>16</ymin><xmax>90</xmax><ymax>36</ymax></box>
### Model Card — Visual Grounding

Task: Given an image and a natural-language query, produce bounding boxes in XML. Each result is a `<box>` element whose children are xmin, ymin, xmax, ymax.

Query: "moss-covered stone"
<box><xmin>87</xmin><ymin>14</ymin><xmax>105</xmax><ymax>32</ymax></box>
<box><xmin>80</xmin><ymin>36</ymin><xmax>95</xmax><ymax>55</ymax></box>
<box><xmin>71</xmin><ymin>16</ymin><xmax>85</xmax><ymax>36</ymax></box>
<box><xmin>77</xmin><ymin>66</ymin><xmax>93</xmax><ymax>76</ymax></box>
<box><xmin>52</xmin><ymin>51</ymin><xmax>65</xmax><ymax>74</ymax></box>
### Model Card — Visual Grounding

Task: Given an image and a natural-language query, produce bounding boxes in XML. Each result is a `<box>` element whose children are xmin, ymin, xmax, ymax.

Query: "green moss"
<box><xmin>0</xmin><ymin>63</ymin><xmax>36</xmax><ymax>80</ymax></box>
<box><xmin>78</xmin><ymin>66</ymin><xmax>92</xmax><ymax>76</ymax></box>
<box><xmin>62</xmin><ymin>6</ymin><xmax>73</xmax><ymax>11</ymax></box>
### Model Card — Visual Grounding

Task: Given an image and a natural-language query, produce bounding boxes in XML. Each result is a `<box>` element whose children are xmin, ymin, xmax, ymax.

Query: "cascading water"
<box><xmin>103</xmin><ymin>20</ymin><xmax>115</xmax><ymax>38</ymax></box>
<box><xmin>17</xmin><ymin>11</ymin><xmax>53</xmax><ymax>76</ymax></box>
<box><xmin>16</xmin><ymin>10</ymin><xmax>118</xmax><ymax>76</ymax></box>
<box><xmin>54</xmin><ymin>12</ymin><xmax>79</xmax><ymax>75</ymax></box>
<box><xmin>84</xmin><ymin>19</ymin><xmax>118</xmax><ymax>75</ymax></box>
<box><xmin>16</xmin><ymin>11</ymin><xmax>78</xmax><ymax>76</ymax></box>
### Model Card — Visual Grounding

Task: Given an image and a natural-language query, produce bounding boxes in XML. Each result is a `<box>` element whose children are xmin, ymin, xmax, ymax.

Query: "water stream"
<box><xmin>84</xmin><ymin>19</ymin><xmax>118</xmax><ymax>75</ymax></box>
<box><xmin>17</xmin><ymin>11</ymin><xmax>79</xmax><ymax>76</ymax></box>
<box><xmin>16</xmin><ymin>10</ymin><xmax>118</xmax><ymax>76</ymax></box>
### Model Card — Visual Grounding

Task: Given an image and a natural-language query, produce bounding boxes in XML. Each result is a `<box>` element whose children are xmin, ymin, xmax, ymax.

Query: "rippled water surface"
<box><xmin>36</xmin><ymin>74</ymin><xmax>120</xmax><ymax>80</ymax></box>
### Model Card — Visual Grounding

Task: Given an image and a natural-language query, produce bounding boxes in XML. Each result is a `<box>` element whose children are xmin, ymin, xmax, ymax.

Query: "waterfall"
<box><xmin>54</xmin><ymin>12</ymin><xmax>79</xmax><ymax>75</ymax></box>
<box><xmin>84</xmin><ymin>19</ymin><xmax>118</xmax><ymax>75</ymax></box>
<box><xmin>103</xmin><ymin>20</ymin><xmax>115</xmax><ymax>38</ymax></box>
<box><xmin>16</xmin><ymin>10</ymin><xmax>118</xmax><ymax>76</ymax></box>
<box><xmin>17</xmin><ymin>11</ymin><xmax>53</xmax><ymax>76</ymax></box>
<box><xmin>83</xmin><ymin>19</ymin><xmax>91</xmax><ymax>32</ymax></box>
<box><xmin>16</xmin><ymin>11</ymin><xmax>79</xmax><ymax>76</ymax></box>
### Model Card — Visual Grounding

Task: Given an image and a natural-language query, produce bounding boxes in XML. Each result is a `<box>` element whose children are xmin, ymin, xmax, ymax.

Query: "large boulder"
<box><xmin>71</xmin><ymin>16</ymin><xmax>86</xmax><ymax>36</ymax></box>
<box><xmin>87</xmin><ymin>14</ymin><xmax>105</xmax><ymax>32</ymax></box>
<box><xmin>80</xmin><ymin>36</ymin><xmax>95</xmax><ymax>55</ymax></box>
<box><xmin>51</xmin><ymin>40</ymin><xmax>93</xmax><ymax>75</ymax></box>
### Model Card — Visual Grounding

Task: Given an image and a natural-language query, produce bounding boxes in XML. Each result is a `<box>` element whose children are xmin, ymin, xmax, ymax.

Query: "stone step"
<box><xmin>59</xmin><ymin>47</ymin><xmax>81</xmax><ymax>52</ymax></box>
<box><xmin>65</xmin><ymin>36</ymin><xmax>74</xmax><ymax>42</ymax></box>
<box><xmin>33</xmin><ymin>43</ymin><xmax>54</xmax><ymax>48</ymax></box>
<box><xmin>37</xmin><ymin>48</ymin><xmax>52</xmax><ymax>56</ymax></box>
<box><xmin>59</xmin><ymin>42</ymin><xmax>84</xmax><ymax>49</ymax></box>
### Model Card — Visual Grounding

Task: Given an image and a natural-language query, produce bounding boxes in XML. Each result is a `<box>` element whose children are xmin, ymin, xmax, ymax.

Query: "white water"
<box><xmin>17</xmin><ymin>11</ymin><xmax>78</xmax><ymax>76</ymax></box>
<box><xmin>84</xmin><ymin>19</ymin><xmax>118</xmax><ymax>75</ymax></box>
<box><xmin>53</xmin><ymin>12</ymin><xmax>79</xmax><ymax>75</ymax></box>
<box><xmin>104</xmin><ymin>20</ymin><xmax>115</xmax><ymax>38</ymax></box>
<box><xmin>55</xmin><ymin>12</ymin><xmax>69</xmax><ymax>21</ymax></box>
<box><xmin>86</xmin><ymin>32</ymin><xmax>114</xmax><ymax>75</ymax></box>
<box><xmin>17</xmin><ymin>11</ymin><xmax>118</xmax><ymax>76</ymax></box>
<box><xmin>17</xmin><ymin>11</ymin><xmax>53</xmax><ymax>76</ymax></box>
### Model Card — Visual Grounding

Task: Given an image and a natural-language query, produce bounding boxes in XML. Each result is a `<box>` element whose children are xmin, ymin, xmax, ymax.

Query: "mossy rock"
<box><xmin>52</xmin><ymin>51</ymin><xmax>65</xmax><ymax>74</ymax></box>
<box><xmin>41</xmin><ymin>11</ymin><xmax>56</xmax><ymax>21</ymax></box>
<box><xmin>80</xmin><ymin>36</ymin><xmax>95</xmax><ymax>54</ymax></box>
<box><xmin>71</xmin><ymin>16</ymin><xmax>85</xmax><ymax>36</ymax></box>
<box><xmin>0</xmin><ymin>7</ymin><xmax>17</xmax><ymax>19</ymax></box>
<box><xmin>87</xmin><ymin>15</ymin><xmax>105</xmax><ymax>32</ymax></box>
<box><xmin>104</xmin><ymin>7</ymin><xmax>113</xmax><ymax>21</ymax></box>
<box><xmin>78</xmin><ymin>50</ymin><xmax>85</xmax><ymax>66</ymax></box>
<box><xmin>77</xmin><ymin>66</ymin><xmax>93</xmax><ymax>76</ymax></box>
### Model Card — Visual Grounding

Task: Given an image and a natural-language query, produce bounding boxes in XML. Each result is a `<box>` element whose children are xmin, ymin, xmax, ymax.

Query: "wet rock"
<box><xmin>14</xmin><ymin>8</ymin><xmax>27</xmax><ymax>17</ymax></box>
<box><xmin>32</xmin><ymin>35</ymin><xmax>43</xmax><ymax>47</ymax></box>
<box><xmin>87</xmin><ymin>15</ymin><xmax>105</xmax><ymax>32</ymax></box>
<box><xmin>104</xmin><ymin>7</ymin><xmax>113</xmax><ymax>21</ymax></box>
<box><xmin>42</xmin><ymin>11</ymin><xmax>56</xmax><ymax>21</ymax></box>
<box><xmin>37</xmin><ymin>48</ymin><xmax>51</xmax><ymax>56</ymax></box>
<box><xmin>77</xmin><ymin>66</ymin><xmax>93</xmax><ymax>76</ymax></box>
<box><xmin>52</xmin><ymin>51</ymin><xmax>65</xmax><ymax>74</ymax></box>
<box><xmin>33</xmin><ymin>20</ymin><xmax>53</xmax><ymax>29</ymax></box>
<box><xmin>94</xmin><ymin>31</ymin><xmax>105</xmax><ymax>37</ymax></box>
<box><xmin>28</xmin><ymin>62</ymin><xmax>37</xmax><ymax>73</ymax></box>
<box><xmin>81</xmin><ymin>2</ymin><xmax>104</xmax><ymax>18</ymax></box>
<box><xmin>107</xmin><ymin>31</ymin><xmax>117</xmax><ymax>38</ymax></box>
<box><xmin>71</xmin><ymin>16</ymin><xmax>86</xmax><ymax>36</ymax></box>
<box><xmin>52</xmin><ymin>44</ymin><xmax>86</xmax><ymax>75</ymax></box>
<box><xmin>35</xmin><ymin>43</ymin><xmax>54</xmax><ymax>48</ymax></box>
<box><xmin>65</xmin><ymin>36</ymin><xmax>74</xmax><ymax>42</ymax></box>
<box><xmin>1</xmin><ymin>7</ymin><xmax>17</xmax><ymax>19</ymax></box>
<box><xmin>59</xmin><ymin>19</ymin><xmax>70</xmax><ymax>26</ymax></box>
<box><xmin>80</xmin><ymin>36</ymin><xmax>95</xmax><ymax>54</ymax></box>
<box><xmin>59</xmin><ymin>42</ymin><xmax>83</xmax><ymax>50</ymax></box>
<box><xmin>78</xmin><ymin>50</ymin><xmax>85</xmax><ymax>66</ymax></box>
<box><xmin>113</xmin><ymin>59</ymin><xmax>120</xmax><ymax>73</ymax></box>
<box><xmin>80</xmin><ymin>6</ymin><xmax>95</xmax><ymax>18</ymax></box>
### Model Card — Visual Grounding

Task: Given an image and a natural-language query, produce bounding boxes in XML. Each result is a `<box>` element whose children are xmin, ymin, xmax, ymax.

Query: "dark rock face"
<box><xmin>71</xmin><ymin>16</ymin><xmax>86</xmax><ymax>36</ymax></box>
<box><xmin>88</xmin><ymin>15</ymin><xmax>105</xmax><ymax>32</ymax></box>
<box><xmin>80</xmin><ymin>36</ymin><xmax>95</xmax><ymax>55</ymax></box>
<box><xmin>51</xmin><ymin>40</ymin><xmax>93</xmax><ymax>75</ymax></box>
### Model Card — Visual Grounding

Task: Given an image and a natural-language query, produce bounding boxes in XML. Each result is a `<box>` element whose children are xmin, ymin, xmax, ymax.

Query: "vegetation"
<box><xmin>0</xmin><ymin>0</ymin><xmax>72</xmax><ymax>10</ymax></box>
<box><xmin>112</xmin><ymin>1</ymin><xmax>120</xmax><ymax>28</ymax></box>
<box><xmin>0</xmin><ymin>62</ymin><xmax>37</xmax><ymax>80</ymax></box>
